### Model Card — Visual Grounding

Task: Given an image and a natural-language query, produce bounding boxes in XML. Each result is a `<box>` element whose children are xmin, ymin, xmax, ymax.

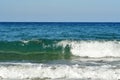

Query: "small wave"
<box><xmin>0</xmin><ymin>39</ymin><xmax>120</xmax><ymax>62</ymax></box>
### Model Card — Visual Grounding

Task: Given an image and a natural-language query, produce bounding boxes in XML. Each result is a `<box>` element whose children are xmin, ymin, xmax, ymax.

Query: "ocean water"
<box><xmin>0</xmin><ymin>22</ymin><xmax>120</xmax><ymax>80</ymax></box>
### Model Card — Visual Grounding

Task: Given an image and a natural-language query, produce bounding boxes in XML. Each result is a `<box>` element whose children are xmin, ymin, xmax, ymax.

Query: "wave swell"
<box><xmin>0</xmin><ymin>39</ymin><xmax>120</xmax><ymax>62</ymax></box>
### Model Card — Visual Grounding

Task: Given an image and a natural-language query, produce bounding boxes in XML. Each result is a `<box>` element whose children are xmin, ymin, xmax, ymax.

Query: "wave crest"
<box><xmin>0</xmin><ymin>40</ymin><xmax>120</xmax><ymax>62</ymax></box>
<box><xmin>57</xmin><ymin>40</ymin><xmax>120</xmax><ymax>58</ymax></box>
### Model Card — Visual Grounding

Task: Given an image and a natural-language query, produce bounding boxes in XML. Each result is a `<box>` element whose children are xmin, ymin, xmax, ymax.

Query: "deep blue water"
<box><xmin>0</xmin><ymin>22</ymin><xmax>120</xmax><ymax>41</ymax></box>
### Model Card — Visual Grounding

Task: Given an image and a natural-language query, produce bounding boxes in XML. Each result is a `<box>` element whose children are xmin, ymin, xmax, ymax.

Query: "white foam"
<box><xmin>21</xmin><ymin>40</ymin><xmax>29</xmax><ymax>44</ymax></box>
<box><xmin>0</xmin><ymin>62</ymin><xmax>120</xmax><ymax>80</ymax></box>
<box><xmin>57</xmin><ymin>40</ymin><xmax>120</xmax><ymax>58</ymax></box>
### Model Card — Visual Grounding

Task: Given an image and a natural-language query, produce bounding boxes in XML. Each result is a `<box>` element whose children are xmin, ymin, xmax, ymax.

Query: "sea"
<box><xmin>0</xmin><ymin>22</ymin><xmax>120</xmax><ymax>80</ymax></box>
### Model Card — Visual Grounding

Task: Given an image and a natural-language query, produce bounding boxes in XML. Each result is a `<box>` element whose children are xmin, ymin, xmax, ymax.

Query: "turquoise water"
<box><xmin>0</xmin><ymin>22</ymin><xmax>120</xmax><ymax>80</ymax></box>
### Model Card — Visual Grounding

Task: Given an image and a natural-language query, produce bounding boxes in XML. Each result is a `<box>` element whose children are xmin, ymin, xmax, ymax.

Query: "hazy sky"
<box><xmin>0</xmin><ymin>0</ymin><xmax>120</xmax><ymax>22</ymax></box>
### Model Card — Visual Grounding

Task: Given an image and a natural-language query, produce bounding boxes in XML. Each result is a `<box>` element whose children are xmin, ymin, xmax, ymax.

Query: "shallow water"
<box><xmin>0</xmin><ymin>58</ymin><xmax>120</xmax><ymax>80</ymax></box>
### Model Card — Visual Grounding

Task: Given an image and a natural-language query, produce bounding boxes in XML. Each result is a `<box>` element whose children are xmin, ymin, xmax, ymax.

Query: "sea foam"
<box><xmin>0</xmin><ymin>62</ymin><xmax>120</xmax><ymax>80</ymax></box>
<box><xmin>57</xmin><ymin>40</ymin><xmax>120</xmax><ymax>58</ymax></box>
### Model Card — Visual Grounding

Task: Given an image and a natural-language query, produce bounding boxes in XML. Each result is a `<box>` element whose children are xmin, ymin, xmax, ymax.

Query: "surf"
<box><xmin>0</xmin><ymin>39</ymin><xmax>120</xmax><ymax>62</ymax></box>
<box><xmin>57</xmin><ymin>40</ymin><xmax>120</xmax><ymax>58</ymax></box>
<box><xmin>0</xmin><ymin>61</ymin><xmax>120</xmax><ymax>80</ymax></box>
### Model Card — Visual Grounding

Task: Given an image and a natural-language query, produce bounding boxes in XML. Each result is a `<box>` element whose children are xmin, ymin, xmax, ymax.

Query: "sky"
<box><xmin>0</xmin><ymin>0</ymin><xmax>120</xmax><ymax>22</ymax></box>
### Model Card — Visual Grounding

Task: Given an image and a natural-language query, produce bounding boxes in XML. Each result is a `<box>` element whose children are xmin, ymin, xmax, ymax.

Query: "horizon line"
<box><xmin>0</xmin><ymin>21</ymin><xmax>120</xmax><ymax>23</ymax></box>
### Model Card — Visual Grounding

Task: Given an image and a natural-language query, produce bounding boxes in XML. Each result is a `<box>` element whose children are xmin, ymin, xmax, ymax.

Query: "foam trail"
<box><xmin>0</xmin><ymin>62</ymin><xmax>120</xmax><ymax>80</ymax></box>
<box><xmin>57</xmin><ymin>40</ymin><xmax>120</xmax><ymax>58</ymax></box>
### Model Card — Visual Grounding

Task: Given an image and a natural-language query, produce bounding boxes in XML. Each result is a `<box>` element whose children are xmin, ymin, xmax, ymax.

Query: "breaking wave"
<box><xmin>0</xmin><ymin>39</ymin><xmax>120</xmax><ymax>62</ymax></box>
<box><xmin>57</xmin><ymin>40</ymin><xmax>120</xmax><ymax>58</ymax></box>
